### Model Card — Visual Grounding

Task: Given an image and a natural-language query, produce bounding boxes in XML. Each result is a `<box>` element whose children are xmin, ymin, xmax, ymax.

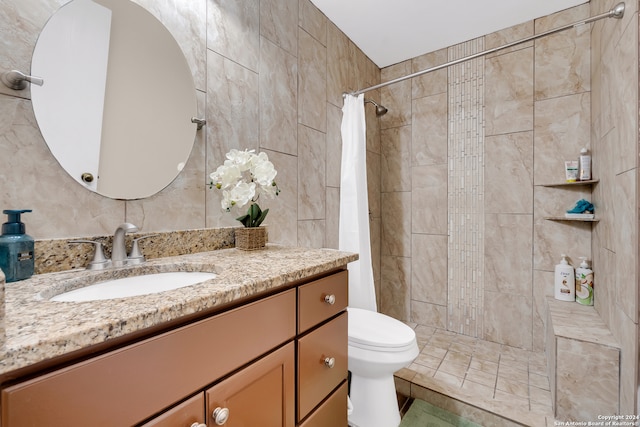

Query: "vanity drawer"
<box><xmin>297</xmin><ymin>312</ymin><xmax>348</xmax><ymax>421</ymax></box>
<box><xmin>298</xmin><ymin>270</ymin><xmax>348</xmax><ymax>334</ymax></box>
<box><xmin>299</xmin><ymin>381</ymin><xmax>348</xmax><ymax>427</ymax></box>
<box><xmin>1</xmin><ymin>289</ymin><xmax>296</xmax><ymax>427</ymax></box>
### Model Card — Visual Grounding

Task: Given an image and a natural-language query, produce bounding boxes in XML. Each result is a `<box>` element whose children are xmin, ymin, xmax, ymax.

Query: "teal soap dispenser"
<box><xmin>0</xmin><ymin>209</ymin><xmax>34</xmax><ymax>282</ymax></box>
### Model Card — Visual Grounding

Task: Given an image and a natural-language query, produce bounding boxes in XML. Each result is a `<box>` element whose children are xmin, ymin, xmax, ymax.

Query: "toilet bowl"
<box><xmin>347</xmin><ymin>307</ymin><xmax>419</xmax><ymax>427</ymax></box>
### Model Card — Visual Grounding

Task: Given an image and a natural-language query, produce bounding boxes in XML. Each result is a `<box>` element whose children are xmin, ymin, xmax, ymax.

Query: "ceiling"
<box><xmin>310</xmin><ymin>0</ymin><xmax>588</xmax><ymax>68</ymax></box>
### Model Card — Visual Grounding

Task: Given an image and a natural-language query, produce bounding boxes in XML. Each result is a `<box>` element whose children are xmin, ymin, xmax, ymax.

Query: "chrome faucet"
<box><xmin>111</xmin><ymin>223</ymin><xmax>139</xmax><ymax>267</ymax></box>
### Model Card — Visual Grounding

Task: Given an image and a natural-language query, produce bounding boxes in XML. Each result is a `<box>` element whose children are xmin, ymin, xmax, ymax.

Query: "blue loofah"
<box><xmin>567</xmin><ymin>199</ymin><xmax>594</xmax><ymax>214</ymax></box>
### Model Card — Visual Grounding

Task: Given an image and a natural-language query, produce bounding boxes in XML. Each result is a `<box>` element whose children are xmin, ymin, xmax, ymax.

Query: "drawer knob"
<box><xmin>324</xmin><ymin>294</ymin><xmax>336</xmax><ymax>305</ymax></box>
<box><xmin>191</xmin><ymin>423</ymin><xmax>206</xmax><ymax>427</ymax></box>
<box><xmin>212</xmin><ymin>407</ymin><xmax>230</xmax><ymax>425</ymax></box>
<box><xmin>324</xmin><ymin>356</ymin><xmax>336</xmax><ymax>368</ymax></box>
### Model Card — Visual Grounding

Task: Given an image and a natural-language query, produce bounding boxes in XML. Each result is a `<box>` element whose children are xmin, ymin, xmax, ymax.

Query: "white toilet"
<box><xmin>347</xmin><ymin>307</ymin><xmax>419</xmax><ymax>427</ymax></box>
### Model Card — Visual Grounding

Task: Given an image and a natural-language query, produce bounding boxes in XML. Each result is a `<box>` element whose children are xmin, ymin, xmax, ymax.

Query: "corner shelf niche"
<box><xmin>538</xmin><ymin>179</ymin><xmax>600</xmax><ymax>223</ymax></box>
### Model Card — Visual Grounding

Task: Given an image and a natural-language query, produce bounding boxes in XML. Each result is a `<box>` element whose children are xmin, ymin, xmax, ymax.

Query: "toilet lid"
<box><xmin>348</xmin><ymin>307</ymin><xmax>416</xmax><ymax>351</ymax></box>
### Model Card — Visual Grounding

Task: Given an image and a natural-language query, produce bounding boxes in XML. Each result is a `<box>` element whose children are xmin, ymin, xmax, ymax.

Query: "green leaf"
<box><xmin>236</xmin><ymin>203</ymin><xmax>269</xmax><ymax>227</ymax></box>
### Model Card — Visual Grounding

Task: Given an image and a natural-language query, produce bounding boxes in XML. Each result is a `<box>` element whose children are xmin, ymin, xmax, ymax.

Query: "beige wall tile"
<box><xmin>325</xmin><ymin>187</ymin><xmax>339</xmax><ymax>249</ymax></box>
<box><xmin>143</xmin><ymin>0</ymin><xmax>207</xmax><ymax>89</ymax></box>
<box><xmin>411</xmin><ymin>93</ymin><xmax>447</xmax><ymax>166</ymax></box>
<box><xmin>485</xmin><ymin>47</ymin><xmax>533</xmax><ymax>136</ymax></box>
<box><xmin>614</xmin><ymin>169</ymin><xmax>637</xmax><ymax>323</ymax></box>
<box><xmin>484</xmin><ymin>291</ymin><xmax>532</xmax><ymax>350</ymax></box>
<box><xmin>380</xmin><ymin>255</ymin><xmax>411</xmax><ymax>321</ymax></box>
<box><xmin>381</xmin><ymin>192</ymin><xmax>411</xmax><ymax>257</ymax></box>
<box><xmin>260</xmin><ymin>37</ymin><xmax>298</xmax><ymax>155</ymax></box>
<box><xmin>380</xmin><ymin>61</ymin><xmax>412</xmax><ymax>129</ymax></box>
<box><xmin>297</xmin><ymin>219</ymin><xmax>325</xmax><ymax>248</ymax></box>
<box><xmin>534</xmin><ymin>92</ymin><xmax>590</xmax><ymax>185</ymax></box>
<box><xmin>260</xmin><ymin>0</ymin><xmax>297</xmax><ymax>56</ymax></box>
<box><xmin>484</xmin><ymin>132</ymin><xmax>533</xmax><ymax>214</ymax></box>
<box><xmin>207</xmin><ymin>0</ymin><xmax>259</xmax><ymax>72</ymax></box>
<box><xmin>206</xmin><ymin>50</ymin><xmax>259</xmax><ymax>156</ymax></box>
<box><xmin>484</xmin><ymin>214</ymin><xmax>533</xmax><ymax>295</ymax></box>
<box><xmin>411</xmin><ymin>234</ymin><xmax>447</xmax><ymax>305</ymax></box>
<box><xmin>326</xmin><ymin>103</ymin><xmax>342</xmax><ymax>187</ymax></box>
<box><xmin>326</xmin><ymin>23</ymin><xmax>352</xmax><ymax>107</ymax></box>
<box><xmin>297</xmin><ymin>124</ymin><xmax>326</xmax><ymax>220</ymax></box>
<box><xmin>411</xmin><ymin>48</ymin><xmax>447</xmax><ymax>99</ymax></box>
<box><xmin>534</xmin><ymin>24</ymin><xmax>590</xmax><ymax>101</ymax></box>
<box><xmin>555</xmin><ymin>338</ymin><xmax>619</xmax><ymax>419</ymax></box>
<box><xmin>381</xmin><ymin>125</ymin><xmax>411</xmax><ymax>192</ymax></box>
<box><xmin>263</xmin><ymin>150</ymin><xmax>297</xmax><ymax>245</ymax></box>
<box><xmin>411</xmin><ymin>164</ymin><xmax>447</xmax><ymax>235</ymax></box>
<box><xmin>367</xmin><ymin>150</ymin><xmax>382</xmax><ymax>219</ymax></box>
<box><xmin>298</xmin><ymin>0</ymin><xmax>326</xmax><ymax>46</ymax></box>
<box><xmin>298</xmin><ymin>28</ymin><xmax>327</xmax><ymax>132</ymax></box>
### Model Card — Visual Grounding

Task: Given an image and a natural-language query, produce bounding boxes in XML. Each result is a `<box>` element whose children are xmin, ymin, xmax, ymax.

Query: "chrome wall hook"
<box><xmin>191</xmin><ymin>117</ymin><xmax>206</xmax><ymax>130</ymax></box>
<box><xmin>1</xmin><ymin>70</ymin><xmax>44</xmax><ymax>90</ymax></box>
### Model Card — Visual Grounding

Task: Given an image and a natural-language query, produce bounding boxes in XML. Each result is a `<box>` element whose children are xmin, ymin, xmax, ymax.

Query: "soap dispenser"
<box><xmin>0</xmin><ymin>209</ymin><xmax>35</xmax><ymax>282</ymax></box>
<box><xmin>554</xmin><ymin>254</ymin><xmax>575</xmax><ymax>301</ymax></box>
<box><xmin>575</xmin><ymin>257</ymin><xmax>594</xmax><ymax>306</ymax></box>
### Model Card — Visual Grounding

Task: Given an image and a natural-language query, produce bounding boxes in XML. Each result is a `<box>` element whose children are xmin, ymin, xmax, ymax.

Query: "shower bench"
<box><xmin>545</xmin><ymin>298</ymin><xmax>620</xmax><ymax>421</ymax></box>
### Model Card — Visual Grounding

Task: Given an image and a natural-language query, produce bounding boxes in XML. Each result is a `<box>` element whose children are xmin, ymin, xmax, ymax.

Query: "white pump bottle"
<box><xmin>554</xmin><ymin>254</ymin><xmax>575</xmax><ymax>301</ymax></box>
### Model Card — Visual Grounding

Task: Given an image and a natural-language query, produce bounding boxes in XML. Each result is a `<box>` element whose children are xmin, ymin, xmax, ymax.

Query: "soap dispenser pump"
<box><xmin>554</xmin><ymin>254</ymin><xmax>575</xmax><ymax>301</ymax></box>
<box><xmin>0</xmin><ymin>209</ymin><xmax>35</xmax><ymax>282</ymax></box>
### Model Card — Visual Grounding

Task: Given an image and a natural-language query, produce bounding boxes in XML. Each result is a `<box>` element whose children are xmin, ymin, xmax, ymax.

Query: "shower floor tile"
<box><xmin>395</xmin><ymin>327</ymin><xmax>554</xmax><ymax>426</ymax></box>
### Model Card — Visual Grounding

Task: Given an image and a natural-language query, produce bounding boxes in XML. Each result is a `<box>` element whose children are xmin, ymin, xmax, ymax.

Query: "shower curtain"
<box><xmin>339</xmin><ymin>94</ymin><xmax>377</xmax><ymax>311</ymax></box>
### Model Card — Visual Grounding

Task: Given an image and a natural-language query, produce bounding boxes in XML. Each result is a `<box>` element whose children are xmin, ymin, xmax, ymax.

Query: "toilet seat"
<box><xmin>348</xmin><ymin>307</ymin><xmax>416</xmax><ymax>352</ymax></box>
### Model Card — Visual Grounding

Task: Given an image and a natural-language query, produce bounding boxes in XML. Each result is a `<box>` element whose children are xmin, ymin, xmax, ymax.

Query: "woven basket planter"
<box><xmin>235</xmin><ymin>227</ymin><xmax>267</xmax><ymax>251</ymax></box>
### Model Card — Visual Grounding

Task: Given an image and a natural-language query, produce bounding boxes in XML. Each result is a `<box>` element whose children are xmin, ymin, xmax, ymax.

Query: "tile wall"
<box><xmin>590</xmin><ymin>0</ymin><xmax>639</xmax><ymax>414</ymax></box>
<box><xmin>0</xmin><ymin>0</ymin><xmax>381</xmax><ymax>269</ymax></box>
<box><xmin>380</xmin><ymin>3</ymin><xmax>639</xmax><ymax>413</ymax></box>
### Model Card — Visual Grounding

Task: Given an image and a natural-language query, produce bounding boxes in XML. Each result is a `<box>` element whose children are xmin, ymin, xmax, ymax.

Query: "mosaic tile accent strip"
<box><xmin>447</xmin><ymin>39</ymin><xmax>485</xmax><ymax>337</ymax></box>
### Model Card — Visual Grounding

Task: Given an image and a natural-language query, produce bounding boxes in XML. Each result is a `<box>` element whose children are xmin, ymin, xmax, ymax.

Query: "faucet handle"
<box><xmin>69</xmin><ymin>240</ymin><xmax>112</xmax><ymax>270</ymax></box>
<box><xmin>127</xmin><ymin>234</ymin><xmax>157</xmax><ymax>265</ymax></box>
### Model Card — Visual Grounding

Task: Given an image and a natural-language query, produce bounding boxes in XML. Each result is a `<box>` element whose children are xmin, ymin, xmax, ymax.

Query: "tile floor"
<box><xmin>394</xmin><ymin>325</ymin><xmax>555</xmax><ymax>426</ymax></box>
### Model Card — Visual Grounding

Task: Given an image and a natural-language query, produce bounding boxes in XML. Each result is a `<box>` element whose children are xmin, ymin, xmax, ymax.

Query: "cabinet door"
<box><xmin>206</xmin><ymin>342</ymin><xmax>295</xmax><ymax>427</ymax></box>
<box><xmin>140</xmin><ymin>393</ymin><xmax>204</xmax><ymax>427</ymax></box>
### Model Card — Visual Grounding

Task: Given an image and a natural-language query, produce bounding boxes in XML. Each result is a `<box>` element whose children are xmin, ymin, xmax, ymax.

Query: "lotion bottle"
<box><xmin>0</xmin><ymin>209</ymin><xmax>34</xmax><ymax>282</ymax></box>
<box><xmin>554</xmin><ymin>254</ymin><xmax>575</xmax><ymax>301</ymax></box>
<box><xmin>575</xmin><ymin>257</ymin><xmax>594</xmax><ymax>306</ymax></box>
<box><xmin>579</xmin><ymin>148</ymin><xmax>591</xmax><ymax>181</ymax></box>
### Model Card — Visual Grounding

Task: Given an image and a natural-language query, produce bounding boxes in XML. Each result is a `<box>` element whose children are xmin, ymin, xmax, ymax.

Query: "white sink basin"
<box><xmin>50</xmin><ymin>271</ymin><xmax>217</xmax><ymax>302</ymax></box>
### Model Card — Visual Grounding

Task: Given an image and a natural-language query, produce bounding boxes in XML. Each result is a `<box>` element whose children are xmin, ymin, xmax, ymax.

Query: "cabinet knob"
<box><xmin>324</xmin><ymin>294</ymin><xmax>336</xmax><ymax>305</ymax></box>
<box><xmin>324</xmin><ymin>357</ymin><xmax>336</xmax><ymax>368</ymax></box>
<box><xmin>212</xmin><ymin>407</ymin><xmax>230</xmax><ymax>425</ymax></box>
<box><xmin>190</xmin><ymin>423</ymin><xmax>206</xmax><ymax>427</ymax></box>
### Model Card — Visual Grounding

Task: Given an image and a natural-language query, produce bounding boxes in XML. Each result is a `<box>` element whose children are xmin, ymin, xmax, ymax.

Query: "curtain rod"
<box><xmin>348</xmin><ymin>2</ymin><xmax>625</xmax><ymax>97</ymax></box>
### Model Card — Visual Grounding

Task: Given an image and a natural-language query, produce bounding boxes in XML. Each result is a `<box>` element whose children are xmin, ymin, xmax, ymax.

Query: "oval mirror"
<box><xmin>31</xmin><ymin>0</ymin><xmax>198</xmax><ymax>200</ymax></box>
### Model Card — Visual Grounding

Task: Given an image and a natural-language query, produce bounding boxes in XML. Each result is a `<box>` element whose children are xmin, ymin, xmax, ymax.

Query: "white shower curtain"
<box><xmin>339</xmin><ymin>94</ymin><xmax>377</xmax><ymax>312</ymax></box>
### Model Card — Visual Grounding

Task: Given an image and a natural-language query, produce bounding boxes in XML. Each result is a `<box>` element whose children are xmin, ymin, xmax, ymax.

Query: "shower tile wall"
<box><xmin>380</xmin><ymin>3</ymin><xmax>599</xmax><ymax>352</ymax></box>
<box><xmin>447</xmin><ymin>39</ymin><xmax>485</xmax><ymax>337</ymax></box>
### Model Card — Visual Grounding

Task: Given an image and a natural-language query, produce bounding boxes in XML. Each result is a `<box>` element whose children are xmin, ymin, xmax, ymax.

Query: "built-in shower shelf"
<box><xmin>544</xmin><ymin>216</ymin><xmax>599</xmax><ymax>223</ymax></box>
<box><xmin>538</xmin><ymin>179</ymin><xmax>599</xmax><ymax>187</ymax></box>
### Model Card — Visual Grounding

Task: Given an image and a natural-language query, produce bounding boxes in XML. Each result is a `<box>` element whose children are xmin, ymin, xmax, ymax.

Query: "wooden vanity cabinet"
<box><xmin>0</xmin><ymin>269</ymin><xmax>349</xmax><ymax>427</ymax></box>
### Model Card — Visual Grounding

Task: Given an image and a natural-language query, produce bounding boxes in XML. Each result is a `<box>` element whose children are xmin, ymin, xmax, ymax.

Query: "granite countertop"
<box><xmin>0</xmin><ymin>244</ymin><xmax>357</xmax><ymax>376</ymax></box>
